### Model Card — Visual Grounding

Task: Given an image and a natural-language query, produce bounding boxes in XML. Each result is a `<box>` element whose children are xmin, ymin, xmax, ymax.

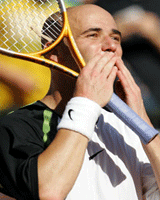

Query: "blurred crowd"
<box><xmin>1</xmin><ymin>0</ymin><xmax>160</xmax><ymax>129</ymax></box>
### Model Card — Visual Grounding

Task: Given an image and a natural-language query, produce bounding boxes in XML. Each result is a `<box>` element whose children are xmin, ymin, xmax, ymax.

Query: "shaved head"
<box><xmin>67</xmin><ymin>4</ymin><xmax>117</xmax><ymax>39</ymax></box>
<box><xmin>66</xmin><ymin>4</ymin><xmax>122</xmax><ymax>63</ymax></box>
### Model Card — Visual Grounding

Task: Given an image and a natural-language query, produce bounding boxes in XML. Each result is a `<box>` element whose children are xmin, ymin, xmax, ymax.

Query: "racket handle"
<box><xmin>105</xmin><ymin>93</ymin><xmax>159</xmax><ymax>144</ymax></box>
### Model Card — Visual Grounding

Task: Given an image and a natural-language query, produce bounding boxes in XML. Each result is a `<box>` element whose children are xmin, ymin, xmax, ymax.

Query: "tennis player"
<box><xmin>0</xmin><ymin>4</ymin><xmax>160</xmax><ymax>200</ymax></box>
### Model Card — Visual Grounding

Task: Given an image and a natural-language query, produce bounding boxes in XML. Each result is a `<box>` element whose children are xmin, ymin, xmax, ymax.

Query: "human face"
<box><xmin>68</xmin><ymin>5</ymin><xmax>122</xmax><ymax>63</ymax></box>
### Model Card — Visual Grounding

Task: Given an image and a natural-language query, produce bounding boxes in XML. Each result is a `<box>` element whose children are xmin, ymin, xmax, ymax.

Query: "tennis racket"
<box><xmin>0</xmin><ymin>0</ymin><xmax>158</xmax><ymax>144</ymax></box>
<box><xmin>0</xmin><ymin>0</ymin><xmax>82</xmax><ymax>77</ymax></box>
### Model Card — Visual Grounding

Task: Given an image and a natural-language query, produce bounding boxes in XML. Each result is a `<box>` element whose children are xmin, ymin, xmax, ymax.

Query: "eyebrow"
<box><xmin>112</xmin><ymin>29</ymin><xmax>122</xmax><ymax>38</ymax></box>
<box><xmin>80</xmin><ymin>28</ymin><xmax>102</xmax><ymax>35</ymax></box>
<box><xmin>80</xmin><ymin>27</ymin><xmax>122</xmax><ymax>38</ymax></box>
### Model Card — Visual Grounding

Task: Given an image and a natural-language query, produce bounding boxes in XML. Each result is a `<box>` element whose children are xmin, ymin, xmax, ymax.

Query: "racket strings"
<box><xmin>41</xmin><ymin>13</ymin><xmax>63</xmax><ymax>49</ymax></box>
<box><xmin>0</xmin><ymin>0</ymin><xmax>62</xmax><ymax>53</ymax></box>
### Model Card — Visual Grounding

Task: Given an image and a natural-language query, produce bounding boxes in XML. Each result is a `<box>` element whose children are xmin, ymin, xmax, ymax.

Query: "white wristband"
<box><xmin>57</xmin><ymin>97</ymin><xmax>101</xmax><ymax>140</ymax></box>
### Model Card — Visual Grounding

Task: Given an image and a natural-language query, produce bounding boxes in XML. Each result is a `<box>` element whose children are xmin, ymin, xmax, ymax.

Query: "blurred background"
<box><xmin>1</xmin><ymin>0</ymin><xmax>160</xmax><ymax>130</ymax></box>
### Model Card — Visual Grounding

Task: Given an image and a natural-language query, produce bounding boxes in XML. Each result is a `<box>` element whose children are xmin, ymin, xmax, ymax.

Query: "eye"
<box><xmin>87</xmin><ymin>33</ymin><xmax>98</xmax><ymax>38</ymax></box>
<box><xmin>111</xmin><ymin>35</ymin><xmax>121</xmax><ymax>42</ymax></box>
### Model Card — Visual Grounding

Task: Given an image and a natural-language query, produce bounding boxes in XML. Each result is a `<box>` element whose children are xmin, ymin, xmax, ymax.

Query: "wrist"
<box><xmin>57</xmin><ymin>97</ymin><xmax>101</xmax><ymax>140</ymax></box>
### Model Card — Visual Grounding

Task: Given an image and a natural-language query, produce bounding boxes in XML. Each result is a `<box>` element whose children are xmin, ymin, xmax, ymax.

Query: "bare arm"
<box><xmin>0</xmin><ymin>64</ymin><xmax>35</xmax><ymax>92</ymax></box>
<box><xmin>38</xmin><ymin>52</ymin><xmax>118</xmax><ymax>200</ymax></box>
<box><xmin>38</xmin><ymin>129</ymin><xmax>88</xmax><ymax>200</ymax></box>
<box><xmin>142</xmin><ymin>135</ymin><xmax>160</xmax><ymax>190</ymax></box>
<box><xmin>115</xmin><ymin>58</ymin><xmax>160</xmax><ymax>191</ymax></box>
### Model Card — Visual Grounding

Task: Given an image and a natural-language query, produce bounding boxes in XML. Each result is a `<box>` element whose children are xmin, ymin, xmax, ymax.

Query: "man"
<box><xmin>84</xmin><ymin>0</ymin><xmax>160</xmax><ymax>127</ymax></box>
<box><xmin>0</xmin><ymin>4</ymin><xmax>160</xmax><ymax>200</ymax></box>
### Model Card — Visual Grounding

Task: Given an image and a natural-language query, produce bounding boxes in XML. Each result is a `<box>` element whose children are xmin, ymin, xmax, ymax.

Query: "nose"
<box><xmin>101</xmin><ymin>36</ymin><xmax>117</xmax><ymax>53</ymax></box>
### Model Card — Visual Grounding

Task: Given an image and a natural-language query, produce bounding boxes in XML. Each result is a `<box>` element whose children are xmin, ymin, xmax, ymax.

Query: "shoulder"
<box><xmin>0</xmin><ymin>101</ymin><xmax>41</xmax><ymax>126</ymax></box>
<box><xmin>0</xmin><ymin>101</ymin><xmax>53</xmax><ymax>152</ymax></box>
<box><xmin>0</xmin><ymin>101</ymin><xmax>59</xmax><ymax>143</ymax></box>
<box><xmin>0</xmin><ymin>101</ymin><xmax>49</xmax><ymax>140</ymax></box>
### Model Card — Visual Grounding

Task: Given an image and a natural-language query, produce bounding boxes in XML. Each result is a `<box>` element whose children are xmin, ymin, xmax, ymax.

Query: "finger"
<box><xmin>92</xmin><ymin>52</ymin><xmax>115</xmax><ymax>74</ymax></box>
<box><xmin>101</xmin><ymin>56</ymin><xmax>118</xmax><ymax>78</ymax></box>
<box><xmin>116</xmin><ymin>69</ymin><xmax>133</xmax><ymax>94</ymax></box>
<box><xmin>117</xmin><ymin>66</ymin><xmax>141</xmax><ymax>101</ymax></box>
<box><xmin>116</xmin><ymin>59</ymin><xmax>140</xmax><ymax>95</ymax></box>
<box><xmin>81</xmin><ymin>53</ymin><xmax>104</xmax><ymax>75</ymax></box>
<box><xmin>116</xmin><ymin>59</ymin><xmax>135</xmax><ymax>85</ymax></box>
<box><xmin>103</xmin><ymin>66</ymin><xmax>118</xmax><ymax>102</ymax></box>
<box><xmin>107</xmin><ymin>66</ymin><xmax>118</xmax><ymax>85</ymax></box>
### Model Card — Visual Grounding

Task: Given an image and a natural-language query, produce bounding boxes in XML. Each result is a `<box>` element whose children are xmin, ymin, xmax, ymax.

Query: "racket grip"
<box><xmin>105</xmin><ymin>93</ymin><xmax>159</xmax><ymax>144</ymax></box>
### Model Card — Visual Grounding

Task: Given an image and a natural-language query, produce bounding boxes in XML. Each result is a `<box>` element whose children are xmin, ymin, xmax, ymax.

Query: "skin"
<box><xmin>38</xmin><ymin>4</ymin><xmax>160</xmax><ymax>200</ymax></box>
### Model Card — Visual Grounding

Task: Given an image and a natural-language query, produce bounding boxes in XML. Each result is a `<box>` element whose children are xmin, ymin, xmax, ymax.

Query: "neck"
<box><xmin>41</xmin><ymin>90</ymin><xmax>69</xmax><ymax>116</ymax></box>
<box><xmin>41</xmin><ymin>90</ymin><xmax>61</xmax><ymax>110</ymax></box>
<box><xmin>41</xmin><ymin>70</ymin><xmax>76</xmax><ymax>115</ymax></box>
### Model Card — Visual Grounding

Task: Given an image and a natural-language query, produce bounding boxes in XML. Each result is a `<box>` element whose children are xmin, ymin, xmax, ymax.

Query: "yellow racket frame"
<box><xmin>0</xmin><ymin>1</ymin><xmax>85</xmax><ymax>79</ymax></box>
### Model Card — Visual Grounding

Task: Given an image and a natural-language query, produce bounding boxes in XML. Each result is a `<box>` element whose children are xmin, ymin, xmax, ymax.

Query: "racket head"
<box><xmin>0</xmin><ymin>0</ymin><xmax>65</xmax><ymax>55</ymax></box>
<box><xmin>0</xmin><ymin>0</ymin><xmax>84</xmax><ymax>77</ymax></box>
